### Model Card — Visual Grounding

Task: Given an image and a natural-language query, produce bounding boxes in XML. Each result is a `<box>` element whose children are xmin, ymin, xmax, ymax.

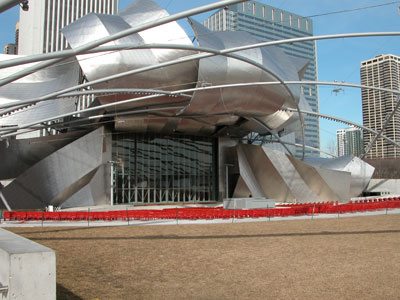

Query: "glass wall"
<box><xmin>112</xmin><ymin>133</ymin><xmax>217</xmax><ymax>204</ymax></box>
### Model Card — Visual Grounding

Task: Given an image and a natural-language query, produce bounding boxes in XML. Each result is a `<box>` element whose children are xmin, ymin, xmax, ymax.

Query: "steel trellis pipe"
<box><xmin>0</xmin><ymin>43</ymin><xmax>306</xmax><ymax>155</ymax></box>
<box><xmin>250</xmin><ymin>117</ymin><xmax>295</xmax><ymax>157</ymax></box>
<box><xmin>1</xmin><ymin>31</ymin><xmax>400</xmax><ymax>70</ymax></box>
<box><xmin>2</xmin><ymin>80</ymin><xmax>400</xmax><ymax>143</ymax></box>
<box><xmin>0</xmin><ymin>0</ymin><xmax>248</xmax><ymax>87</ymax></box>
<box><xmin>283</xmin><ymin>107</ymin><xmax>400</xmax><ymax>151</ymax></box>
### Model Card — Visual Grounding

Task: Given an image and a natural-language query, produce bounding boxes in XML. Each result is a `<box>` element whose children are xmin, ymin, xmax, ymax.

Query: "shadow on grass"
<box><xmin>23</xmin><ymin>229</ymin><xmax>400</xmax><ymax>241</ymax></box>
<box><xmin>57</xmin><ymin>283</ymin><xmax>83</xmax><ymax>300</ymax></box>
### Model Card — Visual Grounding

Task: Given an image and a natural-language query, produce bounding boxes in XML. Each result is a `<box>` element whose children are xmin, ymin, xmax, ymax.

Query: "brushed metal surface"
<box><xmin>181</xmin><ymin>20</ymin><xmax>288</xmax><ymax>118</ymax></box>
<box><xmin>61</xmin><ymin>0</ymin><xmax>198</xmax><ymax>113</ymax></box>
<box><xmin>233</xmin><ymin>145</ymin><xmax>372</xmax><ymax>203</ymax></box>
<box><xmin>0</xmin><ymin>55</ymin><xmax>79</xmax><ymax>126</ymax></box>
<box><xmin>236</xmin><ymin>144</ymin><xmax>295</xmax><ymax>202</ymax></box>
<box><xmin>0</xmin><ymin>131</ymin><xmax>86</xmax><ymax>180</ymax></box>
<box><xmin>304</xmin><ymin>156</ymin><xmax>375</xmax><ymax>198</ymax></box>
<box><xmin>263</xmin><ymin>146</ymin><xmax>323</xmax><ymax>203</ymax></box>
<box><xmin>0</xmin><ymin>127</ymin><xmax>105</xmax><ymax>209</ymax></box>
<box><xmin>179</xmin><ymin>20</ymin><xmax>308</xmax><ymax>132</ymax></box>
<box><xmin>286</xmin><ymin>153</ymin><xmax>344</xmax><ymax>202</ymax></box>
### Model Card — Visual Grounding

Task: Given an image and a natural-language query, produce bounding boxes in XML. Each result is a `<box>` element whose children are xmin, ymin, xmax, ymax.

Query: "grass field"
<box><xmin>7</xmin><ymin>214</ymin><xmax>400</xmax><ymax>300</ymax></box>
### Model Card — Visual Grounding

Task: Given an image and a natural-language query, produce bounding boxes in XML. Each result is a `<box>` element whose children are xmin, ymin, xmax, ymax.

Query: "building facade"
<box><xmin>3</xmin><ymin>44</ymin><xmax>17</xmax><ymax>54</ymax></box>
<box><xmin>202</xmin><ymin>1</ymin><xmax>320</xmax><ymax>157</ymax></box>
<box><xmin>2</xmin><ymin>21</ymin><xmax>19</xmax><ymax>54</ymax></box>
<box><xmin>18</xmin><ymin>0</ymin><xmax>118</xmax><ymax>55</ymax></box>
<box><xmin>16</xmin><ymin>1</ymin><xmax>118</xmax><ymax>138</ymax></box>
<box><xmin>361</xmin><ymin>54</ymin><xmax>400</xmax><ymax>158</ymax></box>
<box><xmin>336</xmin><ymin>126</ymin><xmax>364</xmax><ymax>157</ymax></box>
<box><xmin>0</xmin><ymin>0</ymin><xmax>377</xmax><ymax>210</ymax></box>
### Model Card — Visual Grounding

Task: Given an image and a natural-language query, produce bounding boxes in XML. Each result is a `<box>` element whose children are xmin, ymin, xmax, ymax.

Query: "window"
<box><xmin>262</xmin><ymin>5</ymin><xmax>265</xmax><ymax>17</ymax></box>
<box><xmin>112</xmin><ymin>133</ymin><xmax>217</xmax><ymax>204</ymax></box>
<box><xmin>271</xmin><ymin>9</ymin><xmax>275</xmax><ymax>21</ymax></box>
<box><xmin>252</xmin><ymin>3</ymin><xmax>256</xmax><ymax>15</ymax></box>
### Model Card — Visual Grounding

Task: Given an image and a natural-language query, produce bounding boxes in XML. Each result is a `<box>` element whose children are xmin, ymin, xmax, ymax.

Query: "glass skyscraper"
<box><xmin>336</xmin><ymin>126</ymin><xmax>364</xmax><ymax>157</ymax></box>
<box><xmin>202</xmin><ymin>1</ymin><xmax>320</xmax><ymax>157</ymax></box>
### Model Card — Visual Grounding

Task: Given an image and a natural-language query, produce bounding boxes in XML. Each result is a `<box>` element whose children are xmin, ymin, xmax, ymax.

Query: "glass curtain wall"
<box><xmin>112</xmin><ymin>133</ymin><xmax>217</xmax><ymax>204</ymax></box>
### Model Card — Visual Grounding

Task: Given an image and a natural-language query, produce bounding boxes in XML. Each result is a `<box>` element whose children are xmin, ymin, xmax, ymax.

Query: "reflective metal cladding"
<box><xmin>0</xmin><ymin>0</ymin><xmax>378</xmax><ymax>209</ymax></box>
<box><xmin>60</xmin><ymin>0</ymin><xmax>309</xmax><ymax>133</ymax></box>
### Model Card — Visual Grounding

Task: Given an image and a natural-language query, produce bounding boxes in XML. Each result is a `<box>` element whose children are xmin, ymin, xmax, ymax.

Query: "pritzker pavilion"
<box><xmin>0</xmin><ymin>0</ymin><xmax>399</xmax><ymax>210</ymax></box>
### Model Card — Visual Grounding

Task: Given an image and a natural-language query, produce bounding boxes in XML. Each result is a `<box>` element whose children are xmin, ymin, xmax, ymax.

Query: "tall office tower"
<box><xmin>2</xmin><ymin>22</ymin><xmax>19</xmax><ymax>54</ymax></box>
<box><xmin>18</xmin><ymin>0</ymin><xmax>118</xmax><ymax>55</ymax></box>
<box><xmin>202</xmin><ymin>1</ymin><xmax>320</xmax><ymax>157</ymax></box>
<box><xmin>15</xmin><ymin>22</ymin><xmax>19</xmax><ymax>50</ymax></box>
<box><xmin>16</xmin><ymin>0</ymin><xmax>118</xmax><ymax>138</ymax></box>
<box><xmin>336</xmin><ymin>126</ymin><xmax>364</xmax><ymax>157</ymax></box>
<box><xmin>361</xmin><ymin>54</ymin><xmax>400</xmax><ymax>159</ymax></box>
<box><xmin>3</xmin><ymin>44</ymin><xmax>17</xmax><ymax>54</ymax></box>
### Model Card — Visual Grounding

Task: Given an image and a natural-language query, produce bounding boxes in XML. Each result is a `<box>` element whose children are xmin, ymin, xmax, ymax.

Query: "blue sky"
<box><xmin>1</xmin><ymin>0</ymin><xmax>400</xmax><ymax>155</ymax></box>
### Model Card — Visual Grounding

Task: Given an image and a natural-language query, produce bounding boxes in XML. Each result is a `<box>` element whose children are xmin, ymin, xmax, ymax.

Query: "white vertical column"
<box><xmin>45</xmin><ymin>1</ymin><xmax>51</xmax><ymax>53</ymax></box>
<box><xmin>222</xmin><ymin>9</ymin><xmax>226</xmax><ymax>31</ymax></box>
<box><xmin>56</xmin><ymin>0</ymin><xmax>61</xmax><ymax>51</ymax></box>
<box><xmin>51</xmin><ymin>0</ymin><xmax>57</xmax><ymax>52</ymax></box>
<box><xmin>75</xmin><ymin>0</ymin><xmax>79</xmax><ymax>22</ymax></box>
<box><xmin>85</xmin><ymin>0</ymin><xmax>89</xmax><ymax>15</ymax></box>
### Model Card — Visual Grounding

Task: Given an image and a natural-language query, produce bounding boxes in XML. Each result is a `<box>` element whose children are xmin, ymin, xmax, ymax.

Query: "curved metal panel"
<box><xmin>0</xmin><ymin>131</ymin><xmax>86</xmax><ymax>180</ymax></box>
<box><xmin>114</xmin><ymin>115</ymin><xmax>217</xmax><ymax>135</ymax></box>
<box><xmin>61</xmin><ymin>2</ymin><xmax>198</xmax><ymax>112</ymax></box>
<box><xmin>0</xmin><ymin>97</ymin><xmax>76</xmax><ymax>127</ymax></box>
<box><xmin>180</xmin><ymin>20</ymin><xmax>306</xmax><ymax>125</ymax></box>
<box><xmin>119</xmin><ymin>0</ymin><xmax>195</xmax><ymax>62</ymax></box>
<box><xmin>0</xmin><ymin>54</ymin><xmax>79</xmax><ymax>126</ymax></box>
<box><xmin>0</xmin><ymin>127</ymin><xmax>105</xmax><ymax>209</ymax></box>
<box><xmin>234</xmin><ymin>144</ymin><xmax>358</xmax><ymax>203</ymax></box>
<box><xmin>304</xmin><ymin>156</ymin><xmax>375</xmax><ymax>197</ymax></box>
<box><xmin>267</xmin><ymin>94</ymin><xmax>312</xmax><ymax>135</ymax></box>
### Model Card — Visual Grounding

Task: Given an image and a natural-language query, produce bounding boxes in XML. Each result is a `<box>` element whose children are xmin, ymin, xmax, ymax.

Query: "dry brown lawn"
<box><xmin>7</xmin><ymin>214</ymin><xmax>400</xmax><ymax>300</ymax></box>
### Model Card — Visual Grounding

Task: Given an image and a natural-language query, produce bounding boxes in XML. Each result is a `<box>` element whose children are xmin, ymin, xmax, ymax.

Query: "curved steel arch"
<box><xmin>2</xmin><ymin>36</ymin><xmax>400</xmax><ymax>155</ymax></box>
<box><xmin>282</xmin><ymin>107</ymin><xmax>400</xmax><ymax>151</ymax></box>
<box><xmin>0</xmin><ymin>43</ymin><xmax>303</xmax><ymax>109</ymax></box>
<box><xmin>251</xmin><ymin>139</ymin><xmax>337</xmax><ymax>158</ymax></box>
<box><xmin>1</xmin><ymin>31</ymin><xmax>399</xmax><ymax>71</ymax></box>
<box><xmin>250</xmin><ymin>117</ymin><xmax>295</xmax><ymax>157</ymax></box>
<box><xmin>3</xmin><ymin>78</ymin><xmax>400</xmax><ymax>112</ymax></box>
<box><xmin>0</xmin><ymin>0</ymin><xmax>246</xmax><ymax>87</ymax></box>
<box><xmin>53</xmin><ymin>81</ymin><xmax>400</xmax><ymax>99</ymax></box>
<box><xmin>2</xmin><ymin>80</ymin><xmax>400</xmax><ymax>143</ymax></box>
<box><xmin>0</xmin><ymin>43</ymin><xmax>307</xmax><ymax>155</ymax></box>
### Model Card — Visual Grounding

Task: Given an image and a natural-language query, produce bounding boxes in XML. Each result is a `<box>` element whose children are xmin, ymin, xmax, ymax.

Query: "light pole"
<box><xmin>108</xmin><ymin>161</ymin><xmax>118</xmax><ymax>206</ymax></box>
<box><xmin>225</xmin><ymin>163</ymin><xmax>234</xmax><ymax>199</ymax></box>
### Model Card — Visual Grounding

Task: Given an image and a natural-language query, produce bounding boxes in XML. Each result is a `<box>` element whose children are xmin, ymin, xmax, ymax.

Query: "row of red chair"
<box><xmin>2</xmin><ymin>198</ymin><xmax>400</xmax><ymax>222</ymax></box>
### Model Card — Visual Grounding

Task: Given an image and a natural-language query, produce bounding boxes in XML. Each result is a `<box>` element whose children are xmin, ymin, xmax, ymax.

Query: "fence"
<box><xmin>2</xmin><ymin>197</ymin><xmax>400</xmax><ymax>223</ymax></box>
